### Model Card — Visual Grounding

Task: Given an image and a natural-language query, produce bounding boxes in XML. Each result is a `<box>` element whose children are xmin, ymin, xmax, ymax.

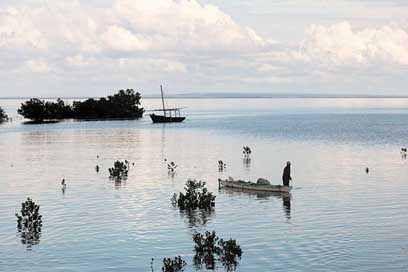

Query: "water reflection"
<box><xmin>167</xmin><ymin>171</ymin><xmax>176</xmax><ymax>180</ymax></box>
<box><xmin>243</xmin><ymin>158</ymin><xmax>251</xmax><ymax>172</ymax></box>
<box><xmin>282</xmin><ymin>194</ymin><xmax>291</xmax><ymax>220</ymax></box>
<box><xmin>113</xmin><ymin>179</ymin><xmax>127</xmax><ymax>189</ymax></box>
<box><xmin>17</xmin><ymin>229</ymin><xmax>41</xmax><ymax>250</ymax></box>
<box><xmin>220</xmin><ymin>188</ymin><xmax>292</xmax><ymax>220</ymax></box>
<box><xmin>193</xmin><ymin>250</ymin><xmax>240</xmax><ymax>271</ymax></box>
<box><xmin>195</xmin><ymin>251</ymin><xmax>241</xmax><ymax>272</ymax></box>
<box><xmin>193</xmin><ymin>250</ymin><xmax>216</xmax><ymax>271</ymax></box>
<box><xmin>178</xmin><ymin>208</ymin><xmax>215</xmax><ymax>228</ymax></box>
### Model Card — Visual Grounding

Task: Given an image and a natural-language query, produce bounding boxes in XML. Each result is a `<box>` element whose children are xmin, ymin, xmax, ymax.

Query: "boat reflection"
<box><xmin>220</xmin><ymin>187</ymin><xmax>292</xmax><ymax>220</ymax></box>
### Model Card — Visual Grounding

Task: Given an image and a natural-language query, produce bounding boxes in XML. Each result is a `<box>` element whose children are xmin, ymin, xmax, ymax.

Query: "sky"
<box><xmin>0</xmin><ymin>0</ymin><xmax>407</xmax><ymax>97</ymax></box>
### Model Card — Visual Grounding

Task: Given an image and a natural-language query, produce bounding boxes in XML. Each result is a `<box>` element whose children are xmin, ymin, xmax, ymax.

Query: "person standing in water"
<box><xmin>282</xmin><ymin>161</ymin><xmax>292</xmax><ymax>186</ymax></box>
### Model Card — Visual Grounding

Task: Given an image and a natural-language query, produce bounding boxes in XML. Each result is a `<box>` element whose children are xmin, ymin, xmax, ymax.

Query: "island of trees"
<box><xmin>17</xmin><ymin>89</ymin><xmax>144</xmax><ymax>122</ymax></box>
<box><xmin>0</xmin><ymin>106</ymin><xmax>7</xmax><ymax>122</ymax></box>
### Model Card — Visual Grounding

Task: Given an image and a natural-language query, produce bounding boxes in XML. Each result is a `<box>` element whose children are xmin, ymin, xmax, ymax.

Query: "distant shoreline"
<box><xmin>1</xmin><ymin>93</ymin><xmax>408</xmax><ymax>100</ymax></box>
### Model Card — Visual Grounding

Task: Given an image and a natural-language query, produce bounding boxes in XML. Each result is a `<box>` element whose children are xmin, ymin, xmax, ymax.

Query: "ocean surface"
<box><xmin>1</xmin><ymin>98</ymin><xmax>408</xmax><ymax>271</ymax></box>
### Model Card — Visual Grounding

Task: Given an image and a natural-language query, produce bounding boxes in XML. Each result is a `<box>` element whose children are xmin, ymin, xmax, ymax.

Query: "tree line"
<box><xmin>16</xmin><ymin>89</ymin><xmax>144</xmax><ymax>122</ymax></box>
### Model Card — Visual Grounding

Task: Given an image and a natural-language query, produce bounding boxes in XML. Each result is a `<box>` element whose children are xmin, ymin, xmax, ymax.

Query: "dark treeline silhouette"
<box><xmin>17</xmin><ymin>89</ymin><xmax>144</xmax><ymax>122</ymax></box>
<box><xmin>0</xmin><ymin>106</ymin><xmax>8</xmax><ymax>122</ymax></box>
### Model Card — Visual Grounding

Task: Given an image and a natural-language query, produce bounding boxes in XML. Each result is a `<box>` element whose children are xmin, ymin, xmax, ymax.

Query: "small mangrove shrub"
<box><xmin>218</xmin><ymin>160</ymin><xmax>226</xmax><ymax>172</ymax></box>
<box><xmin>109</xmin><ymin>160</ymin><xmax>129</xmax><ymax>180</ymax></box>
<box><xmin>167</xmin><ymin>161</ymin><xmax>177</xmax><ymax>172</ymax></box>
<box><xmin>218</xmin><ymin>238</ymin><xmax>243</xmax><ymax>271</ymax></box>
<box><xmin>172</xmin><ymin>179</ymin><xmax>215</xmax><ymax>210</ymax></box>
<box><xmin>162</xmin><ymin>256</ymin><xmax>187</xmax><ymax>272</ymax></box>
<box><xmin>193</xmin><ymin>231</ymin><xmax>242</xmax><ymax>271</ymax></box>
<box><xmin>15</xmin><ymin>198</ymin><xmax>43</xmax><ymax>248</ymax></box>
<box><xmin>0</xmin><ymin>106</ymin><xmax>8</xmax><ymax>122</ymax></box>
<box><xmin>402</xmin><ymin>148</ymin><xmax>407</xmax><ymax>159</ymax></box>
<box><xmin>242</xmin><ymin>146</ymin><xmax>251</xmax><ymax>158</ymax></box>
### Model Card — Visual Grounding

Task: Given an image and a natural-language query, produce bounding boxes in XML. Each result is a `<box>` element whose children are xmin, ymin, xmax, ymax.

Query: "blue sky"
<box><xmin>0</xmin><ymin>0</ymin><xmax>407</xmax><ymax>97</ymax></box>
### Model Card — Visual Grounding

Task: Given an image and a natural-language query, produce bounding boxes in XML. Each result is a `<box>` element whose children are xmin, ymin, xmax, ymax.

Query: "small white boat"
<box><xmin>218</xmin><ymin>177</ymin><xmax>292</xmax><ymax>193</ymax></box>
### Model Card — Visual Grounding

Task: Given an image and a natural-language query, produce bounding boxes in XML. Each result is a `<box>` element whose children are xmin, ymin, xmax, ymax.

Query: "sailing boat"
<box><xmin>149</xmin><ymin>85</ymin><xmax>186</xmax><ymax>123</ymax></box>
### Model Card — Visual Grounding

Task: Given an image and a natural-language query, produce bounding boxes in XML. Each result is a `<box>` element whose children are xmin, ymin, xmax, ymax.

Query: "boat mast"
<box><xmin>160</xmin><ymin>85</ymin><xmax>166</xmax><ymax>117</ymax></box>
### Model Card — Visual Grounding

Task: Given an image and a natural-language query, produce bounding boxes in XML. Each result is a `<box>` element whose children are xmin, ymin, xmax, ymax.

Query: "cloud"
<box><xmin>0</xmin><ymin>6</ymin><xmax>47</xmax><ymax>50</ymax></box>
<box><xmin>303</xmin><ymin>21</ymin><xmax>408</xmax><ymax>65</ymax></box>
<box><xmin>0</xmin><ymin>1</ymin><xmax>408</xmax><ymax>96</ymax></box>
<box><xmin>111</xmin><ymin>0</ymin><xmax>267</xmax><ymax>53</ymax></box>
<box><xmin>101</xmin><ymin>25</ymin><xmax>151</xmax><ymax>51</ymax></box>
<box><xmin>0</xmin><ymin>0</ymin><xmax>269</xmax><ymax>78</ymax></box>
<box><xmin>25</xmin><ymin>60</ymin><xmax>50</xmax><ymax>73</ymax></box>
<box><xmin>0</xmin><ymin>0</ymin><xmax>267</xmax><ymax>55</ymax></box>
<box><xmin>65</xmin><ymin>55</ymin><xmax>92</xmax><ymax>67</ymax></box>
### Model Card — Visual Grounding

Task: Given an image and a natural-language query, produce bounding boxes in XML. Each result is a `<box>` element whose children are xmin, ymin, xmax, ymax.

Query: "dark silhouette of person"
<box><xmin>282</xmin><ymin>161</ymin><xmax>292</xmax><ymax>186</ymax></box>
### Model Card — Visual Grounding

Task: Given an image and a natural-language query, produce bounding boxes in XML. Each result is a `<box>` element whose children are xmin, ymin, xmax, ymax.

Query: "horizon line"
<box><xmin>1</xmin><ymin>92</ymin><xmax>408</xmax><ymax>100</ymax></box>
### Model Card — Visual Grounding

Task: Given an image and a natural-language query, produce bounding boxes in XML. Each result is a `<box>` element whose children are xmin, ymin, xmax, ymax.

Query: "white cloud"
<box><xmin>0</xmin><ymin>6</ymin><xmax>47</xmax><ymax>50</ymax></box>
<box><xmin>256</xmin><ymin>64</ymin><xmax>285</xmax><ymax>72</ymax></box>
<box><xmin>0</xmin><ymin>0</ymin><xmax>267</xmax><ymax>55</ymax></box>
<box><xmin>111</xmin><ymin>0</ymin><xmax>267</xmax><ymax>52</ymax></box>
<box><xmin>25</xmin><ymin>60</ymin><xmax>50</xmax><ymax>73</ymax></box>
<box><xmin>0</xmin><ymin>1</ymin><xmax>408</xmax><ymax>96</ymax></box>
<box><xmin>101</xmin><ymin>25</ymin><xmax>151</xmax><ymax>51</ymax></box>
<box><xmin>303</xmin><ymin>21</ymin><xmax>408</xmax><ymax>65</ymax></box>
<box><xmin>65</xmin><ymin>55</ymin><xmax>92</xmax><ymax>67</ymax></box>
<box><xmin>116</xmin><ymin>58</ymin><xmax>187</xmax><ymax>74</ymax></box>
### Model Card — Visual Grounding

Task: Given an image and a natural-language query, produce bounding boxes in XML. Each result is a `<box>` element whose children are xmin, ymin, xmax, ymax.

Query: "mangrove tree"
<box><xmin>17</xmin><ymin>89</ymin><xmax>144</xmax><ymax>122</ymax></box>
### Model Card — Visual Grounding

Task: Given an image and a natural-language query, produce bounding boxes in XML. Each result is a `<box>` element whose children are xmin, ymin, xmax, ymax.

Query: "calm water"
<box><xmin>1</xmin><ymin>98</ymin><xmax>408</xmax><ymax>271</ymax></box>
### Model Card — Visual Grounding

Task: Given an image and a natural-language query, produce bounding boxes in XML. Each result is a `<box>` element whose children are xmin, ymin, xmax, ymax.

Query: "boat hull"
<box><xmin>219</xmin><ymin>179</ymin><xmax>292</xmax><ymax>193</ymax></box>
<box><xmin>149</xmin><ymin>114</ymin><xmax>185</xmax><ymax>123</ymax></box>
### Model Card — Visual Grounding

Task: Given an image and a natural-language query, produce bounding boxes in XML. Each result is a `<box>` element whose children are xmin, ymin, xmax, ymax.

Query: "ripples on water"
<box><xmin>1</xmin><ymin>98</ymin><xmax>408</xmax><ymax>271</ymax></box>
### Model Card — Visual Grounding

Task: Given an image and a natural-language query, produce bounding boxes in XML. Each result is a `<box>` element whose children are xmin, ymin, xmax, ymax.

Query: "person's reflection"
<box><xmin>282</xmin><ymin>194</ymin><xmax>291</xmax><ymax>220</ymax></box>
<box><xmin>258</xmin><ymin>192</ymin><xmax>291</xmax><ymax>220</ymax></box>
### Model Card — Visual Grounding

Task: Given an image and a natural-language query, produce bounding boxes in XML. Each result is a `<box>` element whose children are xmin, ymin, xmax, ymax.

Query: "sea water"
<box><xmin>1</xmin><ymin>98</ymin><xmax>408</xmax><ymax>271</ymax></box>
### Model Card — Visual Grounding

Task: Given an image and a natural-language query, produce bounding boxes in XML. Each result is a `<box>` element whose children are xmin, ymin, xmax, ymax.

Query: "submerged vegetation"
<box><xmin>167</xmin><ymin>161</ymin><xmax>177</xmax><ymax>172</ymax></box>
<box><xmin>109</xmin><ymin>160</ymin><xmax>129</xmax><ymax>180</ymax></box>
<box><xmin>172</xmin><ymin>179</ymin><xmax>216</xmax><ymax>210</ymax></box>
<box><xmin>15</xmin><ymin>198</ymin><xmax>43</xmax><ymax>248</ymax></box>
<box><xmin>152</xmin><ymin>231</ymin><xmax>241</xmax><ymax>271</ymax></box>
<box><xmin>162</xmin><ymin>256</ymin><xmax>187</xmax><ymax>272</ymax></box>
<box><xmin>17</xmin><ymin>89</ymin><xmax>144</xmax><ymax>122</ymax></box>
<box><xmin>0</xmin><ymin>106</ymin><xmax>8</xmax><ymax>122</ymax></box>
<box><xmin>218</xmin><ymin>160</ymin><xmax>226</xmax><ymax>172</ymax></box>
<box><xmin>242</xmin><ymin>146</ymin><xmax>251</xmax><ymax>158</ymax></box>
<box><xmin>193</xmin><ymin>231</ymin><xmax>242</xmax><ymax>271</ymax></box>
